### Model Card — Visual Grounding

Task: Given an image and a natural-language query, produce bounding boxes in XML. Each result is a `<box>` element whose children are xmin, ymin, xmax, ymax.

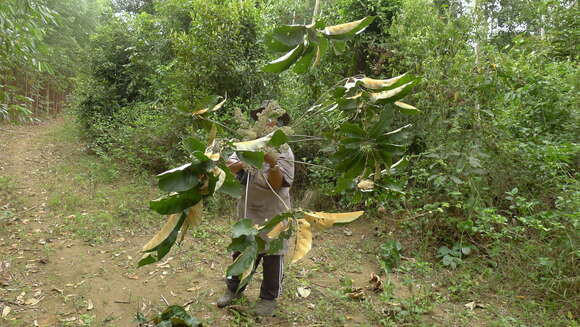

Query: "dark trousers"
<box><xmin>226</xmin><ymin>252</ymin><xmax>284</xmax><ymax>300</ymax></box>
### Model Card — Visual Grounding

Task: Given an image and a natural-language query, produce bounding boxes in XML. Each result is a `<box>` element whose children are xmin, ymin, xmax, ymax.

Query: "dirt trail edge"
<box><xmin>0</xmin><ymin>119</ymin><xmax>229</xmax><ymax>326</ymax></box>
<box><xmin>1</xmin><ymin>119</ymin><xmax>465</xmax><ymax>327</ymax></box>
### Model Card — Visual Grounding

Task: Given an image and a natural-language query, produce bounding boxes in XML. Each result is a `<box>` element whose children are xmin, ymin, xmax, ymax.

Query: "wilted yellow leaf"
<box><xmin>142</xmin><ymin>214</ymin><xmax>182</xmax><ymax>252</ymax></box>
<box><xmin>207</xmin><ymin>123</ymin><xmax>218</xmax><ymax>145</ymax></box>
<box><xmin>303</xmin><ymin>210</ymin><xmax>364</xmax><ymax>230</ymax></box>
<box><xmin>192</xmin><ymin>94</ymin><xmax>227</xmax><ymax>116</ymax></box>
<box><xmin>204</xmin><ymin>139</ymin><xmax>220</xmax><ymax>161</ymax></box>
<box><xmin>180</xmin><ymin>200</ymin><xmax>204</xmax><ymax>243</ymax></box>
<box><xmin>291</xmin><ymin>219</ymin><xmax>312</xmax><ymax>263</ymax></box>
<box><xmin>2</xmin><ymin>306</ymin><xmax>11</xmax><ymax>318</ymax></box>
<box><xmin>369</xmin><ymin>81</ymin><xmax>414</xmax><ymax>102</ymax></box>
<box><xmin>192</xmin><ymin>108</ymin><xmax>209</xmax><ymax>116</ymax></box>
<box><xmin>212</xmin><ymin>167</ymin><xmax>226</xmax><ymax>192</ymax></box>
<box><xmin>266</xmin><ymin>221</ymin><xmax>288</xmax><ymax>239</ymax></box>
<box><xmin>233</xmin><ymin>132</ymin><xmax>274</xmax><ymax>152</ymax></box>
<box><xmin>357</xmin><ymin>179</ymin><xmax>374</xmax><ymax>191</ymax></box>
<box><xmin>361</xmin><ymin>73</ymin><xmax>407</xmax><ymax>89</ymax></box>
<box><xmin>394</xmin><ymin>101</ymin><xmax>417</xmax><ymax>110</ymax></box>
<box><xmin>324</xmin><ymin>18</ymin><xmax>367</xmax><ymax>35</ymax></box>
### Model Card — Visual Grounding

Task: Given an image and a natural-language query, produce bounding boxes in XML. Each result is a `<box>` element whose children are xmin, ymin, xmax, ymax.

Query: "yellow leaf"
<box><xmin>192</xmin><ymin>108</ymin><xmax>209</xmax><ymax>116</ymax></box>
<box><xmin>2</xmin><ymin>306</ymin><xmax>11</xmax><ymax>318</ymax></box>
<box><xmin>180</xmin><ymin>200</ymin><xmax>204</xmax><ymax>243</ymax></box>
<box><xmin>142</xmin><ymin>214</ymin><xmax>182</xmax><ymax>252</ymax></box>
<box><xmin>291</xmin><ymin>219</ymin><xmax>312</xmax><ymax>263</ymax></box>
<box><xmin>207</xmin><ymin>123</ymin><xmax>217</xmax><ymax>145</ymax></box>
<box><xmin>323</xmin><ymin>17</ymin><xmax>367</xmax><ymax>36</ymax></box>
<box><xmin>240</xmin><ymin>259</ymin><xmax>255</xmax><ymax>281</ymax></box>
<box><xmin>357</xmin><ymin>179</ymin><xmax>374</xmax><ymax>191</ymax></box>
<box><xmin>211</xmin><ymin>93</ymin><xmax>227</xmax><ymax>112</ymax></box>
<box><xmin>204</xmin><ymin>139</ymin><xmax>220</xmax><ymax>161</ymax></box>
<box><xmin>369</xmin><ymin>82</ymin><xmax>414</xmax><ymax>102</ymax></box>
<box><xmin>212</xmin><ymin>167</ymin><xmax>226</xmax><ymax>192</ymax></box>
<box><xmin>266</xmin><ymin>221</ymin><xmax>288</xmax><ymax>239</ymax></box>
<box><xmin>360</xmin><ymin>73</ymin><xmax>407</xmax><ymax>89</ymax></box>
<box><xmin>303</xmin><ymin>211</ymin><xmax>364</xmax><ymax>230</ymax></box>
<box><xmin>192</xmin><ymin>94</ymin><xmax>227</xmax><ymax>116</ymax></box>
<box><xmin>394</xmin><ymin>101</ymin><xmax>417</xmax><ymax>110</ymax></box>
<box><xmin>233</xmin><ymin>131</ymin><xmax>274</xmax><ymax>152</ymax></box>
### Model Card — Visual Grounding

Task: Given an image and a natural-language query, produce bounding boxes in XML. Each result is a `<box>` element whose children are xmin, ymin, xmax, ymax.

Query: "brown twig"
<box><xmin>0</xmin><ymin>299</ymin><xmax>21</xmax><ymax>306</ymax></box>
<box><xmin>160</xmin><ymin>295</ymin><xmax>169</xmax><ymax>306</ymax></box>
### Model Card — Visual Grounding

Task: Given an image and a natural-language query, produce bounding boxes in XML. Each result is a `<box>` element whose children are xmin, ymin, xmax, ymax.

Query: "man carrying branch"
<box><xmin>217</xmin><ymin>101</ymin><xmax>294</xmax><ymax>317</ymax></box>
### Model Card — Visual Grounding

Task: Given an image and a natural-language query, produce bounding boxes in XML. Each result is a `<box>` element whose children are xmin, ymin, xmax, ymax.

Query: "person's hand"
<box><xmin>264</xmin><ymin>152</ymin><xmax>279</xmax><ymax>166</ymax></box>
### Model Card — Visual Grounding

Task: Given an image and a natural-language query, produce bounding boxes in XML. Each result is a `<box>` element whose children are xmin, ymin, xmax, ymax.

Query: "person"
<box><xmin>217</xmin><ymin>101</ymin><xmax>294</xmax><ymax>317</ymax></box>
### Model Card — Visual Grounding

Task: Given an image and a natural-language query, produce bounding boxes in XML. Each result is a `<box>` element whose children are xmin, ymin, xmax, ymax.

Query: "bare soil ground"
<box><xmin>0</xmin><ymin>118</ymin><xmax>560</xmax><ymax>327</ymax></box>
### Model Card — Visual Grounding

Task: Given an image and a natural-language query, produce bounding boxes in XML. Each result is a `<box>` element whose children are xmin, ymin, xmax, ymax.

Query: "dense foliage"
<box><xmin>0</xmin><ymin>0</ymin><xmax>99</xmax><ymax>121</ymax></box>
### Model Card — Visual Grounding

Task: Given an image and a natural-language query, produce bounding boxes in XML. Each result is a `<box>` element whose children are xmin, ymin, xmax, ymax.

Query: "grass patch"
<box><xmin>35</xmin><ymin>119</ymin><xmax>161</xmax><ymax>241</ymax></box>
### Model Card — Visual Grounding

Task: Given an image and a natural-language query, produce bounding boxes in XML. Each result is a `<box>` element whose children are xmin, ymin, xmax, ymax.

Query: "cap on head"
<box><xmin>250</xmin><ymin>100</ymin><xmax>291</xmax><ymax>126</ymax></box>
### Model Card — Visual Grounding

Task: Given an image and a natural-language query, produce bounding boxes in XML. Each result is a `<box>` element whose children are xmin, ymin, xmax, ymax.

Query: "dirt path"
<box><xmin>1</xmin><ymin>119</ymin><xmax>402</xmax><ymax>327</ymax></box>
<box><xmin>0</xmin><ymin>119</ymin><xmax>216</xmax><ymax>326</ymax></box>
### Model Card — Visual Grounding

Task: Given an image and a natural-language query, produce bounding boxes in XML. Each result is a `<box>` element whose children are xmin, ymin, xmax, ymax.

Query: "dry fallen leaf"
<box><xmin>297</xmin><ymin>286</ymin><xmax>311</xmax><ymax>298</ymax></box>
<box><xmin>126</xmin><ymin>274</ymin><xmax>139</xmax><ymax>280</ymax></box>
<box><xmin>2</xmin><ymin>306</ymin><xmax>11</xmax><ymax>318</ymax></box>
<box><xmin>16</xmin><ymin>291</ymin><xmax>26</xmax><ymax>303</ymax></box>
<box><xmin>346</xmin><ymin>287</ymin><xmax>365</xmax><ymax>300</ymax></box>
<box><xmin>87</xmin><ymin>299</ymin><xmax>94</xmax><ymax>311</ymax></box>
<box><xmin>368</xmin><ymin>272</ymin><xmax>384</xmax><ymax>293</ymax></box>
<box><xmin>24</xmin><ymin>297</ymin><xmax>42</xmax><ymax>306</ymax></box>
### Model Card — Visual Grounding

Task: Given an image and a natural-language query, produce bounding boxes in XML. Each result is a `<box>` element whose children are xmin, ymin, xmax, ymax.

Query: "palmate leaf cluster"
<box><xmin>263</xmin><ymin>17</ymin><xmax>376</xmax><ymax>73</ymax></box>
<box><xmin>315</xmin><ymin>73</ymin><xmax>420</xmax><ymax>192</ymax></box>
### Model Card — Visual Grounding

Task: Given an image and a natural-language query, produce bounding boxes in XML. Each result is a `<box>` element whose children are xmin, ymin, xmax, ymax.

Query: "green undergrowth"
<box><xmin>36</xmin><ymin>118</ymin><xmax>163</xmax><ymax>243</ymax></box>
<box><xmin>19</xmin><ymin>118</ymin><xmax>576</xmax><ymax>326</ymax></box>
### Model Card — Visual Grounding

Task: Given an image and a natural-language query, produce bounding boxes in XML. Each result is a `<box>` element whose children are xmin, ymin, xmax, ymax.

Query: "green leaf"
<box><xmin>267</xmin><ymin>228</ymin><xmax>292</xmax><ymax>255</ymax></box>
<box><xmin>218</xmin><ymin>164</ymin><xmax>242</xmax><ymax>198</ymax></box>
<box><xmin>262</xmin><ymin>43</ymin><xmax>305</xmax><ymax>73</ymax></box>
<box><xmin>157</xmin><ymin>166</ymin><xmax>199</xmax><ymax>193</ymax></box>
<box><xmin>332</xmin><ymin>40</ymin><xmax>347</xmax><ymax>55</ymax></box>
<box><xmin>227</xmin><ymin>236</ymin><xmax>252</xmax><ymax>252</ymax></box>
<box><xmin>368</xmin><ymin>107</ymin><xmax>394</xmax><ymax>137</ymax></box>
<box><xmin>376</xmin><ymin>150</ymin><xmax>393</xmax><ymax>168</ymax></box>
<box><xmin>260</xmin><ymin>212</ymin><xmax>294</xmax><ymax>234</ymax></box>
<box><xmin>182</xmin><ymin>137</ymin><xmax>206</xmax><ymax>154</ymax></box>
<box><xmin>226</xmin><ymin>241</ymin><xmax>258</xmax><ymax>277</ymax></box>
<box><xmin>150</xmin><ymin>190</ymin><xmax>202</xmax><ymax>215</ymax></box>
<box><xmin>139</xmin><ymin>212</ymin><xmax>186</xmax><ymax>267</ymax></box>
<box><xmin>265</xmin><ymin>25</ymin><xmax>307</xmax><ymax>52</ymax></box>
<box><xmin>232</xmin><ymin>219</ymin><xmax>259</xmax><ymax>238</ymax></box>
<box><xmin>268</xmin><ymin>129</ymin><xmax>288</xmax><ymax>147</ymax></box>
<box><xmin>237</xmin><ymin>151</ymin><xmax>264</xmax><ymax>169</ymax></box>
<box><xmin>340</xmin><ymin>123</ymin><xmax>366</xmax><ymax>138</ymax></box>
<box><xmin>137</xmin><ymin>253</ymin><xmax>157</xmax><ymax>267</ymax></box>
<box><xmin>293</xmin><ymin>43</ymin><xmax>317</xmax><ymax>74</ymax></box>
<box><xmin>314</xmin><ymin>36</ymin><xmax>329</xmax><ymax>66</ymax></box>
<box><xmin>322</xmin><ymin>16</ymin><xmax>376</xmax><ymax>40</ymax></box>
<box><xmin>157</xmin><ymin>305</ymin><xmax>202</xmax><ymax>327</ymax></box>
